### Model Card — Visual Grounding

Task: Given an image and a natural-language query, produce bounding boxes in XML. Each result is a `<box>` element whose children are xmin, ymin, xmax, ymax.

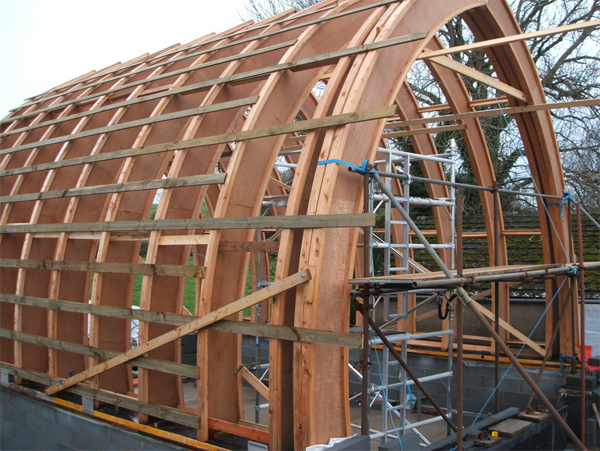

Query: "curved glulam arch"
<box><xmin>0</xmin><ymin>0</ymin><xmax>575</xmax><ymax>449</ymax></box>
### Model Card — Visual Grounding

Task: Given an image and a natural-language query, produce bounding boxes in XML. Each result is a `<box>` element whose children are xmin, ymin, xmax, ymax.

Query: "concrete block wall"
<box><xmin>347</xmin><ymin>349</ymin><xmax>564</xmax><ymax>415</ymax></box>
<box><xmin>0</xmin><ymin>387</ymin><xmax>185</xmax><ymax>451</ymax></box>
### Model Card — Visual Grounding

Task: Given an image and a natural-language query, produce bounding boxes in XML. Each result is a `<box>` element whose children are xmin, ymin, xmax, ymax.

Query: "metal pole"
<box><xmin>456</xmin><ymin>194</ymin><xmax>464</xmax><ymax>451</ymax></box>
<box><xmin>371</xmin><ymin>172</ymin><xmax>586</xmax><ymax>451</ymax></box>
<box><xmin>493</xmin><ymin>183</ymin><xmax>500</xmax><ymax>413</ymax></box>
<box><xmin>526</xmin><ymin>283</ymin><xmax>575</xmax><ymax>408</ymax></box>
<box><xmin>367</xmin><ymin>316</ymin><xmax>458</xmax><ymax>433</ymax></box>
<box><xmin>577</xmin><ymin>203</ymin><xmax>586</xmax><ymax>443</ymax></box>
<box><xmin>361</xmin><ymin>174</ymin><xmax>372</xmax><ymax>436</ymax></box>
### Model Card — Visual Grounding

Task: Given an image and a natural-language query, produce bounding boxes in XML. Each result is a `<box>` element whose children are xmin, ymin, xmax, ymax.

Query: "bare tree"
<box><xmin>239</xmin><ymin>0</ymin><xmax>323</xmax><ymax>21</ymax></box>
<box><xmin>239</xmin><ymin>0</ymin><xmax>600</xmax><ymax>212</ymax></box>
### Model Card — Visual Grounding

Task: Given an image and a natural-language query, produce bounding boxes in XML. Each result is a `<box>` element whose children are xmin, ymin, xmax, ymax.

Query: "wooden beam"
<box><xmin>470</xmin><ymin>300</ymin><xmax>546</xmax><ymax>357</ymax></box>
<box><xmin>159</xmin><ymin>234</ymin><xmax>210</xmax><ymax>245</ymax></box>
<box><xmin>219</xmin><ymin>241</ymin><xmax>280</xmax><ymax>253</ymax></box>
<box><xmin>0</xmin><ymin>328</ymin><xmax>198</xmax><ymax>379</ymax></box>
<box><xmin>1</xmin><ymin>97</ymin><xmax>258</xmax><ymax>155</ymax></box>
<box><xmin>44</xmin><ymin>268</ymin><xmax>312</xmax><ymax>395</ymax></box>
<box><xmin>0</xmin><ymin>213</ymin><xmax>376</xmax><ymax>234</ymax></box>
<box><xmin>0</xmin><ymin>173</ymin><xmax>226</xmax><ymax>204</ymax></box>
<box><xmin>0</xmin><ymin>363</ymin><xmax>199</xmax><ymax>429</ymax></box>
<box><xmin>424</xmin><ymin>53</ymin><xmax>527</xmax><ymax>101</ymax></box>
<box><xmin>382</xmin><ymin>123</ymin><xmax>466</xmax><ymax>139</ymax></box>
<box><xmin>241</xmin><ymin>366</ymin><xmax>270</xmax><ymax>401</ymax></box>
<box><xmin>418</xmin><ymin>19</ymin><xmax>600</xmax><ymax>60</ymax></box>
<box><xmin>208</xmin><ymin>418</ymin><xmax>268</xmax><ymax>444</ymax></box>
<box><xmin>0</xmin><ymin>294</ymin><xmax>362</xmax><ymax>348</ymax></box>
<box><xmin>1</xmin><ymin>105</ymin><xmax>398</xmax><ymax>178</ymax></box>
<box><xmin>0</xmin><ymin>258</ymin><xmax>205</xmax><ymax>278</ymax></box>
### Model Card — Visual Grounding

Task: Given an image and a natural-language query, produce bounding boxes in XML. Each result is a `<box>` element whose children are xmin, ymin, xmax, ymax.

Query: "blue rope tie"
<box><xmin>548</xmin><ymin>190</ymin><xmax>572</xmax><ymax>218</ymax></box>
<box><xmin>317</xmin><ymin>158</ymin><xmax>376</xmax><ymax>175</ymax></box>
<box><xmin>559</xmin><ymin>353</ymin><xmax>578</xmax><ymax>375</ymax></box>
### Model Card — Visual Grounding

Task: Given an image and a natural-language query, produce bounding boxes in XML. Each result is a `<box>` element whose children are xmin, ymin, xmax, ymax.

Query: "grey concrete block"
<box><xmin>140</xmin><ymin>437</ymin><xmax>185</xmax><ymax>451</ymax></box>
<box><xmin>502</xmin><ymin>390</ymin><xmax>527</xmax><ymax>407</ymax></box>
<box><xmin>57</xmin><ymin>410</ymin><xmax>84</xmax><ymax>431</ymax></box>
<box><xmin>82</xmin><ymin>418</ymin><xmax>111</xmax><ymax>439</ymax></box>
<box><xmin>36</xmin><ymin>435</ymin><xmax>60</xmax><ymax>451</ymax></box>
<box><xmin>13</xmin><ymin>392</ymin><xmax>34</xmax><ymax>413</ymax></box>
<box><xmin>110</xmin><ymin>428</ymin><xmax>143</xmax><ymax>449</ymax></box>
<box><xmin>5</xmin><ymin>405</ymin><xmax>27</xmax><ymax>425</ymax></box>
<box><xmin>25</xmin><ymin>412</ymin><xmax>47</xmax><ymax>435</ymax></box>
<box><xmin>465</xmin><ymin>374</ymin><xmax>486</xmax><ymax>388</ymax></box>
<box><xmin>13</xmin><ymin>424</ymin><xmax>37</xmax><ymax>447</ymax></box>
<box><xmin>47</xmin><ymin>422</ymin><xmax>72</xmax><ymax>445</ymax></box>
<box><xmin>98</xmin><ymin>438</ymin><xmax>122</xmax><ymax>450</ymax></box>
<box><xmin>71</xmin><ymin>432</ymin><xmax>99</xmax><ymax>450</ymax></box>
<box><xmin>1</xmin><ymin>388</ymin><xmax>14</xmax><ymax>406</ymax></box>
<box><xmin>35</xmin><ymin>402</ymin><xmax>58</xmax><ymax>423</ymax></box>
<box><xmin>1</xmin><ymin>418</ymin><xmax>15</xmax><ymax>438</ymax></box>
<box><xmin>2</xmin><ymin>435</ymin><xmax>31</xmax><ymax>451</ymax></box>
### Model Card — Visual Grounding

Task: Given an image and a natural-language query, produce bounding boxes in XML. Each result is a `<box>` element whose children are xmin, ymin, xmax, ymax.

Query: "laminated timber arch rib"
<box><xmin>0</xmin><ymin>0</ymin><xmax>587</xmax><ymax>449</ymax></box>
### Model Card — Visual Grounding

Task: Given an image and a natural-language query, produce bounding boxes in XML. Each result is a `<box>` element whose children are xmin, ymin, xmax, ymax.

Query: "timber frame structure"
<box><xmin>1</xmin><ymin>0</ymin><xmax>599</xmax><ymax>449</ymax></box>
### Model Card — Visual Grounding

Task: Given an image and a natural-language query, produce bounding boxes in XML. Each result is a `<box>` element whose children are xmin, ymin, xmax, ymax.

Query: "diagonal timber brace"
<box><xmin>45</xmin><ymin>268</ymin><xmax>313</xmax><ymax>396</ymax></box>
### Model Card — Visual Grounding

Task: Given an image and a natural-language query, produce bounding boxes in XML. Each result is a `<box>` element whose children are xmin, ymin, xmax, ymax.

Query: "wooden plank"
<box><xmin>489</xmin><ymin>418</ymin><xmax>533</xmax><ymax>438</ymax></box>
<box><xmin>1</xmin><ymin>97</ymin><xmax>258</xmax><ymax>155</ymax></box>
<box><xmin>424</xmin><ymin>53</ymin><xmax>527</xmax><ymax>101</ymax></box>
<box><xmin>471</xmin><ymin>300</ymin><xmax>546</xmax><ymax>357</ymax></box>
<box><xmin>0</xmin><ymin>294</ymin><xmax>362</xmax><ymax>348</ymax></box>
<box><xmin>159</xmin><ymin>234</ymin><xmax>210</xmax><ymax>246</ymax></box>
<box><xmin>208</xmin><ymin>418</ymin><xmax>268</xmax><ymax>443</ymax></box>
<box><xmin>0</xmin><ymin>258</ymin><xmax>205</xmax><ymax>278</ymax></box>
<box><xmin>1</xmin><ymin>104</ymin><xmax>398</xmax><ymax>178</ymax></box>
<box><xmin>0</xmin><ymin>213</ymin><xmax>376</xmax><ymax>234</ymax></box>
<box><xmin>218</xmin><ymin>241</ymin><xmax>280</xmax><ymax>253</ymax></box>
<box><xmin>418</xmin><ymin>19</ymin><xmax>600</xmax><ymax>60</ymax></box>
<box><xmin>0</xmin><ymin>363</ymin><xmax>199</xmax><ymax>428</ymax></box>
<box><xmin>44</xmin><ymin>268</ymin><xmax>312</xmax><ymax>395</ymax></box>
<box><xmin>241</xmin><ymin>367</ymin><xmax>270</xmax><ymax>401</ymax></box>
<box><xmin>382</xmin><ymin>124</ymin><xmax>466</xmax><ymax>139</ymax></box>
<box><xmin>1</xmin><ymin>28</ymin><xmax>423</xmax><ymax>133</ymax></box>
<box><xmin>0</xmin><ymin>173</ymin><xmax>226</xmax><ymax>204</ymax></box>
<box><xmin>0</xmin><ymin>328</ymin><xmax>198</xmax><ymax>379</ymax></box>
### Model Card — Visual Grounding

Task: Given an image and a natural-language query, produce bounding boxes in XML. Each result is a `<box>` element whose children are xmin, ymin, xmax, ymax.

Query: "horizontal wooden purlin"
<box><xmin>1</xmin><ymin>97</ymin><xmax>258</xmax><ymax>156</ymax></box>
<box><xmin>0</xmin><ymin>328</ymin><xmax>198</xmax><ymax>379</ymax></box>
<box><xmin>219</xmin><ymin>240</ymin><xmax>280</xmax><ymax>253</ymax></box>
<box><xmin>0</xmin><ymin>213</ymin><xmax>375</xmax><ymax>235</ymax></box>
<box><xmin>1</xmin><ymin>24</ymin><xmax>423</xmax><ymax>131</ymax></box>
<box><xmin>208</xmin><ymin>418</ymin><xmax>268</xmax><ymax>444</ymax></box>
<box><xmin>382</xmin><ymin>123</ymin><xmax>466</xmax><ymax>139</ymax></box>
<box><xmin>0</xmin><ymin>173</ymin><xmax>226</xmax><ymax>204</ymax></box>
<box><xmin>383</xmin><ymin>98</ymin><xmax>600</xmax><ymax>131</ymax></box>
<box><xmin>1</xmin><ymin>105</ymin><xmax>398</xmax><ymax>178</ymax></box>
<box><xmin>0</xmin><ymin>363</ymin><xmax>199</xmax><ymax>429</ymax></box>
<box><xmin>0</xmin><ymin>258</ymin><xmax>205</xmax><ymax>278</ymax></box>
<box><xmin>418</xmin><ymin>19</ymin><xmax>600</xmax><ymax>60</ymax></box>
<box><xmin>45</xmin><ymin>269</ymin><xmax>312</xmax><ymax>395</ymax></box>
<box><xmin>0</xmin><ymin>293</ymin><xmax>363</xmax><ymax>348</ymax></box>
<box><xmin>0</xmin><ymin>39</ymin><xmax>296</xmax><ymax>137</ymax></box>
<box><xmin>208</xmin><ymin>318</ymin><xmax>362</xmax><ymax>348</ymax></box>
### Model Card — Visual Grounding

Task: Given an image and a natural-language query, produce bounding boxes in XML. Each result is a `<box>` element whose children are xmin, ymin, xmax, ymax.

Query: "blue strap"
<box><xmin>548</xmin><ymin>191</ymin><xmax>572</xmax><ymax>218</ymax></box>
<box><xmin>559</xmin><ymin>353</ymin><xmax>577</xmax><ymax>375</ymax></box>
<box><xmin>317</xmin><ymin>158</ymin><xmax>376</xmax><ymax>175</ymax></box>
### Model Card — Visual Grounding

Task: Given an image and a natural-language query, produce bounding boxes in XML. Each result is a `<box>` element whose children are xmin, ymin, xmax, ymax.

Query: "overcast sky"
<box><xmin>0</xmin><ymin>0</ymin><xmax>248</xmax><ymax>119</ymax></box>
